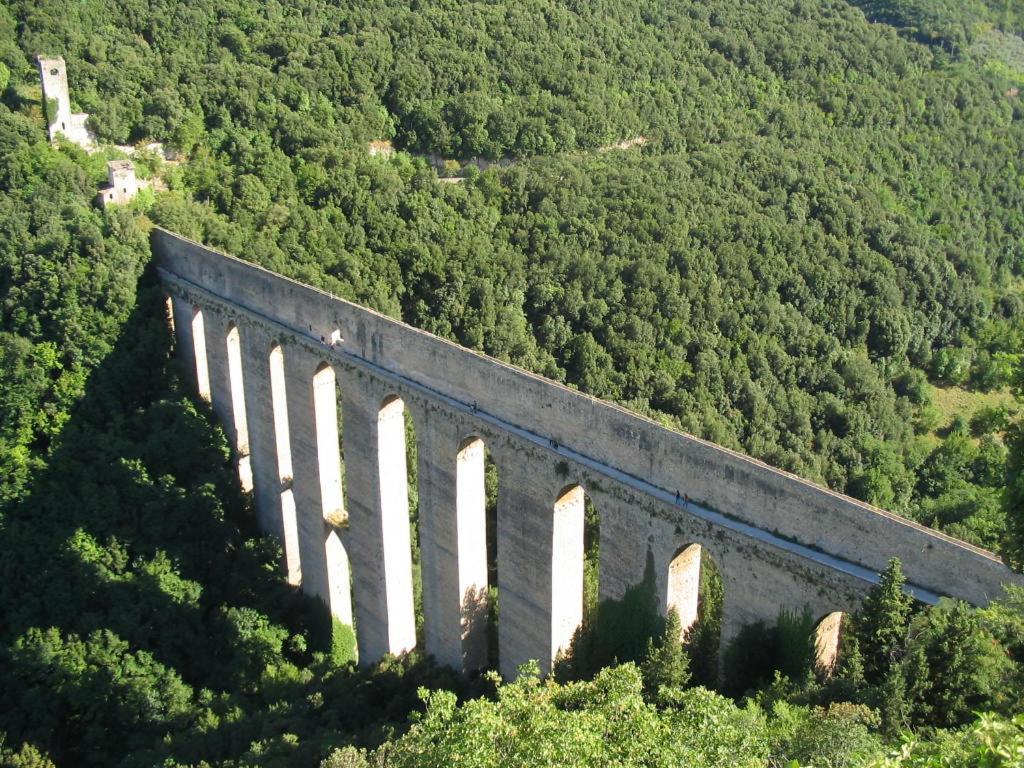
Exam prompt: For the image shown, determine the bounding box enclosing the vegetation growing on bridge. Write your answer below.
[2,0,1024,763]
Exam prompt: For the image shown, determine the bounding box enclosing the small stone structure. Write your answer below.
[97,160,140,207]
[37,56,92,149]
[153,228,1023,679]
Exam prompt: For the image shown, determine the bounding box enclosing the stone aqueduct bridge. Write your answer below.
[154,229,1021,678]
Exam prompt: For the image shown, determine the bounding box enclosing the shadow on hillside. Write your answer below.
[0,263,310,666]
[0,264,464,764]
[552,548,725,688]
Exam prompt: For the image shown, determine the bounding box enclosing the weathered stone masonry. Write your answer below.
[153,228,1023,679]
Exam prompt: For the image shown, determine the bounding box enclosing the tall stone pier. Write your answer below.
[153,228,1022,679]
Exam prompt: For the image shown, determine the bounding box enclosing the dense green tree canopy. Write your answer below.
[7,0,1023,551]
[2,0,1024,763]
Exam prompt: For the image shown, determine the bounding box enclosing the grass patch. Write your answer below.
[930,385,1014,433]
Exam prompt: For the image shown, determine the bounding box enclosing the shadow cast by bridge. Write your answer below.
[554,550,662,682]
[0,265,465,764]
[552,548,725,689]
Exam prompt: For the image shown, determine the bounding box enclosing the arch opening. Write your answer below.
[484,446,499,669]
[226,324,253,492]
[551,484,587,663]
[326,529,356,662]
[191,306,211,402]
[313,362,355,638]
[313,363,346,528]
[813,611,846,676]
[377,395,418,654]
[583,493,600,626]
[269,343,301,586]
[456,436,499,672]
[667,544,703,638]
[406,403,422,645]
[164,296,175,335]
[666,543,723,686]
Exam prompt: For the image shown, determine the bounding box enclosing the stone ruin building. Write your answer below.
[97,159,141,207]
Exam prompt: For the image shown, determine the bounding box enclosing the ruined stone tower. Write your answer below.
[36,55,92,148]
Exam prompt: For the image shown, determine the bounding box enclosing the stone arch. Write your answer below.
[456,435,496,671]
[190,305,211,402]
[551,483,588,662]
[667,544,703,639]
[377,394,417,654]
[225,323,253,492]
[665,542,723,683]
[812,611,847,675]
[269,342,301,586]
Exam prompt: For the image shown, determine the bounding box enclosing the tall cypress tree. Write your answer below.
[855,558,914,683]
[641,608,691,700]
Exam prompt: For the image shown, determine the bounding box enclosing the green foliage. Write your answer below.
[7,0,1024,562]
[4,627,193,760]
[824,568,1024,735]
[855,559,915,683]
[1003,416,1024,569]
[0,104,466,765]
[722,607,815,698]
[217,605,290,678]
[640,608,691,701]
[916,428,977,498]
[319,746,369,768]
[774,608,817,682]
[688,550,724,687]
[0,740,56,768]
[894,369,932,407]
[384,664,770,768]
[870,712,1024,767]
[768,701,884,768]
[832,627,867,696]
[554,551,664,682]
[3,0,1024,763]
[900,599,1014,728]
[932,347,974,386]
[971,406,1011,437]
[724,621,781,698]
[583,495,600,622]
[977,585,1024,714]
[971,350,1017,391]
[331,618,358,668]
[42,97,57,127]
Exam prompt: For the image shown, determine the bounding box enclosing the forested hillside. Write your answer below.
[6,0,1024,554]
[2,0,1024,764]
